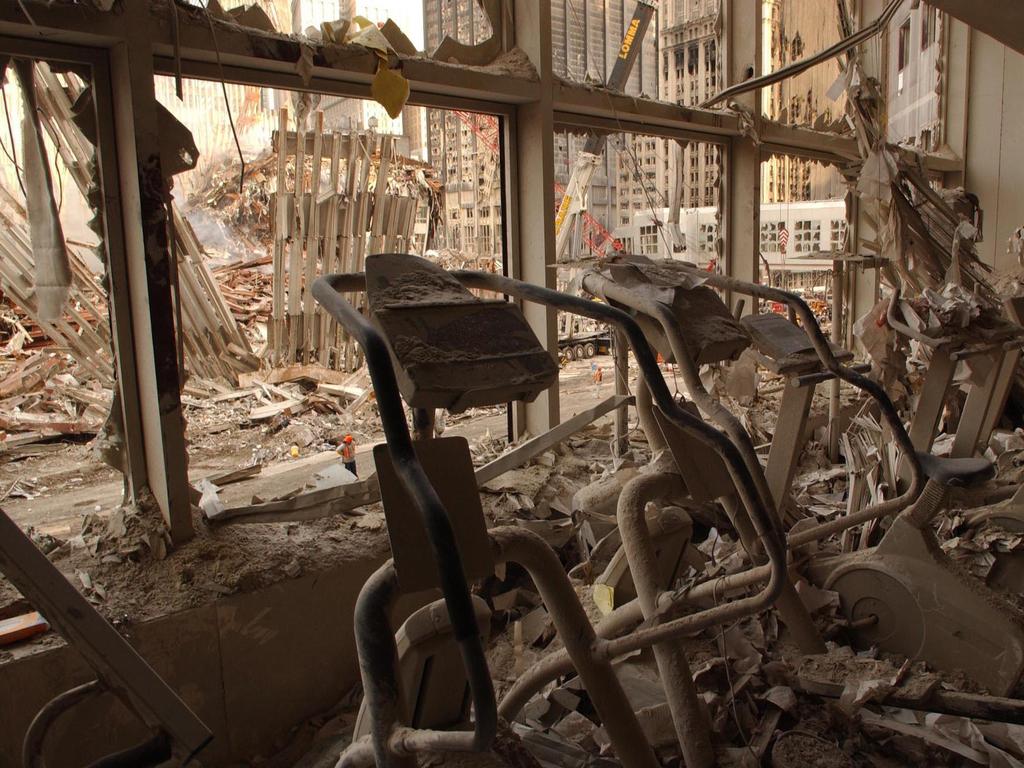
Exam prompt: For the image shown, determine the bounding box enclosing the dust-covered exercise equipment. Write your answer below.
[586,257,1024,695]
[315,253,808,768]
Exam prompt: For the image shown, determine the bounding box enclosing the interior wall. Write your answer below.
[0,554,394,766]
[964,29,1024,272]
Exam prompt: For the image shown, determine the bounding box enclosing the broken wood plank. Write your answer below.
[271,107,289,366]
[248,397,307,421]
[0,611,48,646]
[238,363,356,388]
[0,412,100,436]
[475,395,633,486]
[789,673,1024,725]
[302,111,325,364]
[287,116,307,364]
[317,382,365,400]
[320,133,343,363]
[0,354,61,398]
[206,474,381,524]
[201,463,262,487]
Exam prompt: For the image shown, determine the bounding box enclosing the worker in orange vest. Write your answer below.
[339,434,357,477]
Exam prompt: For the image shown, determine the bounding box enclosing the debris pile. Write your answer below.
[225,398,1024,767]
[264,122,439,369]
[210,254,275,335]
[0,351,110,450]
[0,62,259,390]
[185,153,278,255]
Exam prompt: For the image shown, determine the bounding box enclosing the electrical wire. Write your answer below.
[0,131,20,180]
[701,0,903,109]
[601,86,674,258]
[565,0,587,82]
[715,607,758,757]
[2,82,25,196]
[15,0,36,26]
[203,1,246,194]
[51,130,63,213]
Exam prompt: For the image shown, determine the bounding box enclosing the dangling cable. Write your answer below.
[2,80,25,196]
[203,1,246,194]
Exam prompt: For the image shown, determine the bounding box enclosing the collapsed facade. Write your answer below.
[3,1,1024,767]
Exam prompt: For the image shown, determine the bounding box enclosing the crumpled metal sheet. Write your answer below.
[13,58,71,323]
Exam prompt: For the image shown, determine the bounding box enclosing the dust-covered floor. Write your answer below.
[6,353,1024,766]
[0,355,622,646]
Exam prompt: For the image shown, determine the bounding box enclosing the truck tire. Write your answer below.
[584,342,596,358]
[564,345,576,361]
[574,345,586,360]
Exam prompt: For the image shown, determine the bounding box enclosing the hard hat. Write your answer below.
[344,435,353,443]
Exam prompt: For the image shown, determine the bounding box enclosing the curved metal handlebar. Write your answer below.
[581,272,780,521]
[23,682,172,768]
[670,263,923,495]
[449,267,791,720]
[318,267,789,745]
[579,269,832,652]
[450,269,786,561]
[496,265,929,719]
[449,268,789,642]
[886,288,954,348]
[311,275,497,760]
[581,268,934,582]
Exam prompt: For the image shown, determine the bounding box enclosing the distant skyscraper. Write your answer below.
[420,0,501,256]
[422,0,664,258]
[659,0,722,210]
[759,0,845,203]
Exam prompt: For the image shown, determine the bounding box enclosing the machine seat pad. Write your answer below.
[916,452,995,488]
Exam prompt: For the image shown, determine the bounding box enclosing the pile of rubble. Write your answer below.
[185,153,278,255]
[0,351,110,449]
[213,402,1024,768]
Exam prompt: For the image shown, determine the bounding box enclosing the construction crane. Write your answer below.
[450,110,614,260]
[554,0,659,262]
[554,182,621,258]
[452,110,499,154]
[450,112,615,259]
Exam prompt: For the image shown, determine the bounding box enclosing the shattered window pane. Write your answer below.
[886,6,944,149]
[759,151,847,307]
[760,0,847,131]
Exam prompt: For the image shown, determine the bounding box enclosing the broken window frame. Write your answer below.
[897,18,912,94]
[0,32,161,530]
[3,0,965,506]
[921,5,938,51]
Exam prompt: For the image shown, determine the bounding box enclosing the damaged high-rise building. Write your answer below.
[658,0,722,209]
[424,0,662,259]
